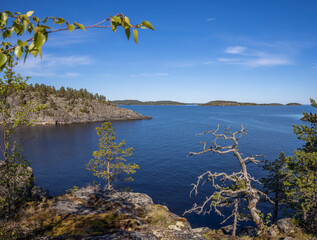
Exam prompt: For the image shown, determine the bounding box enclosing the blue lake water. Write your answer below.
[16,105,314,229]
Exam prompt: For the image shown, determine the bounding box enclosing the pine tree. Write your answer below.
[261,152,288,223]
[284,99,316,232]
[86,122,139,190]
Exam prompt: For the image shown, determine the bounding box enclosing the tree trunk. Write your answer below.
[248,192,264,230]
[273,196,279,224]
[233,198,238,236]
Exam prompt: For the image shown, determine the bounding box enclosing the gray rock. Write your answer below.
[239,226,258,237]
[277,218,293,234]
[192,227,211,235]
[85,231,158,240]
[31,185,49,201]
[266,225,278,237]
[221,224,234,235]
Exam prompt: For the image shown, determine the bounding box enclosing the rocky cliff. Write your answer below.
[3,92,151,125]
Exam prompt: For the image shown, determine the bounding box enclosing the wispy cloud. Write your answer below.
[62,72,80,77]
[219,43,293,68]
[245,57,291,67]
[225,46,246,54]
[130,72,169,77]
[16,54,92,77]
[218,56,291,67]
[206,17,215,22]
[218,58,241,62]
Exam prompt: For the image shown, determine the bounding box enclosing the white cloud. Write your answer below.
[204,61,214,65]
[62,72,80,77]
[218,43,293,68]
[225,46,246,54]
[16,54,92,77]
[218,58,241,62]
[245,57,291,67]
[130,73,169,77]
[218,56,291,67]
[206,17,215,21]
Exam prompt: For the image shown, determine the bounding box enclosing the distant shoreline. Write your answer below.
[113,99,302,106]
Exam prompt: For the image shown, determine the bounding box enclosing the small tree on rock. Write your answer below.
[184,124,271,234]
[86,122,139,190]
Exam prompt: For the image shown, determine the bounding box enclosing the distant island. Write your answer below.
[1,84,151,125]
[199,100,301,106]
[113,99,302,106]
[112,100,187,105]
[286,103,302,106]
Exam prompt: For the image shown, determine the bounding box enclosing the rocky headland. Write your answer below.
[1,84,151,125]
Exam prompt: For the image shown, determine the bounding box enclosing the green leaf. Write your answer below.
[17,39,28,47]
[124,17,133,28]
[26,11,34,17]
[125,28,130,40]
[111,24,117,32]
[66,22,75,32]
[56,17,65,25]
[4,11,14,17]
[0,12,8,22]
[34,32,46,49]
[141,21,155,30]
[43,17,49,23]
[0,53,8,68]
[14,46,23,59]
[112,16,121,23]
[30,48,39,57]
[32,16,39,23]
[74,22,85,31]
[133,29,138,44]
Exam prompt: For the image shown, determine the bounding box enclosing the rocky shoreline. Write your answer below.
[2,93,152,125]
[34,105,152,125]
[2,182,313,240]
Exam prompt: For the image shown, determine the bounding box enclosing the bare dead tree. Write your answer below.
[184,124,272,233]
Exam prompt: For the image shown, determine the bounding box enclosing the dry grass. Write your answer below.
[146,204,173,227]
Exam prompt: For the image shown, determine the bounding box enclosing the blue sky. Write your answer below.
[3,0,317,104]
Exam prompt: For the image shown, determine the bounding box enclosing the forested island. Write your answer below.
[199,100,301,106]
[0,84,151,125]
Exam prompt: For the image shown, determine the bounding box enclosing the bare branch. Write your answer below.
[185,124,270,231]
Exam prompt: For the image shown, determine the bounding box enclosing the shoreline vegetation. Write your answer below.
[113,99,302,106]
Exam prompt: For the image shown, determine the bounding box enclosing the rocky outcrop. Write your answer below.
[10,186,205,239]
[4,184,316,239]
[34,104,152,125]
[2,94,151,125]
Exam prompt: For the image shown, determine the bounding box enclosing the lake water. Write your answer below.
[15,105,313,229]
